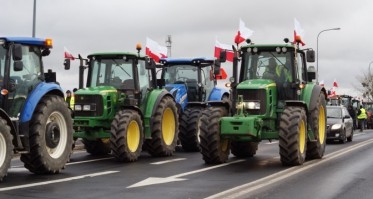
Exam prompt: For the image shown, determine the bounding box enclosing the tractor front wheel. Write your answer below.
[279,106,307,166]
[111,110,144,162]
[145,96,179,157]
[306,92,327,159]
[199,106,230,164]
[179,107,203,152]
[0,119,12,181]
[21,96,73,174]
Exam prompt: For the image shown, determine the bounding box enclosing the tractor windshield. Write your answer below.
[241,51,293,83]
[89,58,134,89]
[162,65,198,85]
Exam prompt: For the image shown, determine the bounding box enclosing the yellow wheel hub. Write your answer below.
[318,105,326,144]
[299,119,306,154]
[162,108,175,146]
[127,120,140,152]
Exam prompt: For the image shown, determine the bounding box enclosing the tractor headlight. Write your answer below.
[74,105,82,111]
[83,105,91,111]
[245,101,260,110]
[331,124,342,130]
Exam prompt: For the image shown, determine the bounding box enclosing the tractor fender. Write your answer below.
[143,89,175,138]
[305,85,327,113]
[20,82,64,123]
[208,87,229,101]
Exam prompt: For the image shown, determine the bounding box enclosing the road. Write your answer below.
[1,130,373,199]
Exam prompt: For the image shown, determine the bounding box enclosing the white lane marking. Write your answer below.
[66,157,114,165]
[127,159,245,188]
[150,158,186,165]
[205,138,373,199]
[0,171,119,192]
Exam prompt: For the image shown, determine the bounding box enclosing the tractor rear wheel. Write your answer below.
[199,106,230,164]
[306,92,327,160]
[145,96,179,157]
[0,119,12,181]
[231,141,258,158]
[82,139,111,155]
[111,110,144,162]
[179,107,203,152]
[279,106,307,166]
[21,96,73,174]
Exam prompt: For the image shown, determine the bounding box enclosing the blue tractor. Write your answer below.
[159,56,229,151]
[0,37,73,181]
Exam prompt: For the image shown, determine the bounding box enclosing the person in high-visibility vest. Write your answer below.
[357,106,368,132]
[65,90,74,110]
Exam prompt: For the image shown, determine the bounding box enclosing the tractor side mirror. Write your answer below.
[306,50,315,63]
[64,59,71,70]
[307,65,316,82]
[214,68,228,80]
[213,60,221,75]
[219,50,227,63]
[145,57,156,69]
[12,44,23,61]
[13,61,23,71]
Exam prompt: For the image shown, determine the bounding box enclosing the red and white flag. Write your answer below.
[145,37,167,63]
[64,47,75,60]
[333,79,338,87]
[319,80,325,87]
[234,19,253,44]
[293,18,305,46]
[214,39,234,62]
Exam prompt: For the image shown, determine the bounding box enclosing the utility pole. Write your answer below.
[166,35,172,57]
[32,0,36,37]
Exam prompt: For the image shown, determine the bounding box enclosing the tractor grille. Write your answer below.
[237,89,266,115]
[74,94,104,117]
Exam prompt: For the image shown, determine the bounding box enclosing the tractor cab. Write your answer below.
[0,37,54,118]
[159,57,227,110]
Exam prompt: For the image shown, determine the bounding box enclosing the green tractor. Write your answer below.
[199,39,327,166]
[64,45,179,162]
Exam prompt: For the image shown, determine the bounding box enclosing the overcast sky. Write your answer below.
[1,0,372,97]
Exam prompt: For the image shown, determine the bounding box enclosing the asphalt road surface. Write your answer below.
[1,130,373,199]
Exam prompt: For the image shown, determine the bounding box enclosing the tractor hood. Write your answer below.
[75,86,118,95]
[236,79,276,89]
[165,83,186,94]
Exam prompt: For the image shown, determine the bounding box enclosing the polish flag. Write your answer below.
[319,80,325,87]
[64,47,75,60]
[234,19,254,44]
[145,37,167,63]
[333,79,338,87]
[214,39,234,62]
[294,18,305,46]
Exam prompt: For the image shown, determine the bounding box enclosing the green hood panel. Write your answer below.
[237,79,276,89]
[75,86,117,95]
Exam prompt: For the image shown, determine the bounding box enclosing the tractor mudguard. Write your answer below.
[20,82,64,123]
[208,87,229,101]
[143,89,174,138]
[301,84,326,113]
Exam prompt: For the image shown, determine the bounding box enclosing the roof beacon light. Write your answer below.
[45,38,53,48]
[136,43,142,52]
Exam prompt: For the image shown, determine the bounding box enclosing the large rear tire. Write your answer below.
[144,96,179,157]
[179,107,203,152]
[21,96,73,174]
[306,92,327,159]
[199,106,230,164]
[0,119,12,181]
[111,110,144,162]
[231,141,258,158]
[82,139,111,156]
[279,106,307,166]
